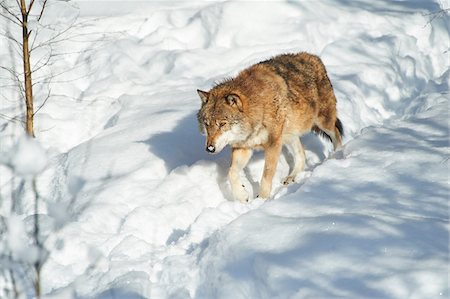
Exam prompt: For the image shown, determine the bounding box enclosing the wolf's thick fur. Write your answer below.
[197,52,343,202]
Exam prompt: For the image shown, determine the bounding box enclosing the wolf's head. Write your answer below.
[196,88,249,154]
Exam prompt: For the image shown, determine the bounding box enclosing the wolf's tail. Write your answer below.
[335,118,344,137]
[312,118,344,143]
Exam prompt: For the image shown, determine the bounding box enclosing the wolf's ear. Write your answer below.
[225,94,243,111]
[197,89,209,104]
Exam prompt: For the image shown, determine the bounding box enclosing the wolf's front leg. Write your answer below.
[229,148,253,202]
[259,140,283,199]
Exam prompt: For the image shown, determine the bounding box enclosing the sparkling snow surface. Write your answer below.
[0,1,448,298]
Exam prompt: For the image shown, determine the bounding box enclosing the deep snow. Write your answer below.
[0,0,449,298]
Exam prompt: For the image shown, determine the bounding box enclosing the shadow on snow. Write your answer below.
[142,111,330,182]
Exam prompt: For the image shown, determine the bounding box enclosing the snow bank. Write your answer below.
[195,94,449,299]
[0,136,48,177]
[0,0,448,298]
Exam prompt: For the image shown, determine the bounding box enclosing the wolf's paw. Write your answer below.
[256,194,270,201]
[234,188,249,203]
[282,175,295,185]
[256,187,271,200]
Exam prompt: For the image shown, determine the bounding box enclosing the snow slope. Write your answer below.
[0,0,449,298]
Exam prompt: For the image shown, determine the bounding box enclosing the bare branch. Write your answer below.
[0,30,21,46]
[0,112,25,124]
[0,66,21,82]
[30,22,77,52]
[0,66,25,97]
[0,83,22,89]
[0,2,23,26]
[36,0,47,22]
[31,48,53,74]
[28,0,36,12]
[422,8,450,27]
[0,13,21,26]
[33,87,50,116]
[31,60,95,86]
[29,20,44,51]
[422,7,450,17]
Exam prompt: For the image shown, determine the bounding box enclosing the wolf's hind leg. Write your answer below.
[282,135,306,185]
[229,148,253,202]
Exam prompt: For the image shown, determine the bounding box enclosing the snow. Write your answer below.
[0,0,448,298]
[1,136,48,177]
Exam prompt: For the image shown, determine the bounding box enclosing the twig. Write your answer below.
[28,0,35,12]
[33,87,51,116]
[0,30,22,46]
[36,0,47,22]
[0,112,25,124]
[422,8,450,28]
[0,2,22,26]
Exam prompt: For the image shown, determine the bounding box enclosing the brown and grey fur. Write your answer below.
[197,52,343,202]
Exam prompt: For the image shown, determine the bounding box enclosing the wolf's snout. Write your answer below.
[206,145,216,153]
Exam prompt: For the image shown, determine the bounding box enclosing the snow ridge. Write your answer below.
[0,0,448,298]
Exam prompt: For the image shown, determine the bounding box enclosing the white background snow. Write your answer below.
[0,0,449,298]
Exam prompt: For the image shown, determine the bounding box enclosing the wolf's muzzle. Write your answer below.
[206,145,215,153]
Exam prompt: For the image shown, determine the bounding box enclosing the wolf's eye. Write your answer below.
[204,120,209,127]
[218,121,227,128]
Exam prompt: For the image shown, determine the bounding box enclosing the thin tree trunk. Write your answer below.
[20,0,35,137]
[22,1,40,296]
[32,178,41,299]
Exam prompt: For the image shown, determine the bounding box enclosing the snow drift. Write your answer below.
[0,0,448,298]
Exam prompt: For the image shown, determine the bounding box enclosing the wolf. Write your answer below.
[197,52,343,202]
